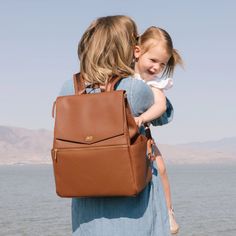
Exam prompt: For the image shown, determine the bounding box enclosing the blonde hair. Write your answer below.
[138,26,183,78]
[78,15,138,84]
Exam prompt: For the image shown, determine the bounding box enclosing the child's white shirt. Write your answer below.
[134,73,173,90]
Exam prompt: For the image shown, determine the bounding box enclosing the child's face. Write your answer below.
[134,42,170,81]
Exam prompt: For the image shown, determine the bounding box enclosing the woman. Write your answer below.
[59,15,171,236]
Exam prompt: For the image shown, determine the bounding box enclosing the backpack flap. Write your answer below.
[54,90,126,145]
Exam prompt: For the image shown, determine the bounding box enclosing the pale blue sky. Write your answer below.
[0,0,236,144]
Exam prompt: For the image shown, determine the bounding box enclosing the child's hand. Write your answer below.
[134,116,144,127]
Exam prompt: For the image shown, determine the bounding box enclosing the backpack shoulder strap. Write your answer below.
[73,73,86,95]
[73,73,123,93]
[106,76,123,92]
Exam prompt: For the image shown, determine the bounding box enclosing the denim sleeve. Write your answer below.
[116,77,173,126]
[116,77,154,117]
[150,97,174,126]
[59,79,75,96]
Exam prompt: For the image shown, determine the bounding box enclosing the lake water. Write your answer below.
[0,164,236,236]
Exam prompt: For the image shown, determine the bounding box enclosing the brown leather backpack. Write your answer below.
[51,73,153,197]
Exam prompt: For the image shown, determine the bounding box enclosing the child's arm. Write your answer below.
[134,87,166,126]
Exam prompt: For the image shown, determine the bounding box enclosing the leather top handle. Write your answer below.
[73,73,123,94]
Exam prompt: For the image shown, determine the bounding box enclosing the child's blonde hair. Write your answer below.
[78,15,138,84]
[138,26,183,78]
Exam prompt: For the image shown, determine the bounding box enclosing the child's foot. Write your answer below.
[168,208,179,234]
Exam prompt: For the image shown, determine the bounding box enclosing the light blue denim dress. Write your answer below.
[59,77,173,236]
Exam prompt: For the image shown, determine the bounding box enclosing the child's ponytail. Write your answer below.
[164,49,184,77]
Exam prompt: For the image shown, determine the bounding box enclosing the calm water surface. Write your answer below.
[0,164,236,236]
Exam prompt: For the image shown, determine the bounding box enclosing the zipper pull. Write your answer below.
[54,149,58,162]
[52,101,56,118]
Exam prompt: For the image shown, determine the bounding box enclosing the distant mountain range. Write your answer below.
[178,137,236,152]
[0,126,53,165]
[0,125,235,165]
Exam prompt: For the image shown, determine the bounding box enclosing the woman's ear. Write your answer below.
[134,46,141,59]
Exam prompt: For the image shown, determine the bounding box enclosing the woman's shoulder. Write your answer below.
[58,76,153,103]
[116,76,154,117]
[116,76,151,93]
[59,79,74,96]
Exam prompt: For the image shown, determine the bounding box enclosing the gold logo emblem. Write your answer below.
[85,136,93,141]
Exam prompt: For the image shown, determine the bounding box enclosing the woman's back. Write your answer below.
[59,15,171,235]
[59,76,170,236]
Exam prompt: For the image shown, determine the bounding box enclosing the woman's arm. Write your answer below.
[59,79,75,96]
[116,77,173,126]
[134,87,166,126]
[151,97,174,126]
[116,77,154,117]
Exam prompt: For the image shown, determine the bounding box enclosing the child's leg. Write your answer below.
[153,144,179,234]
[156,156,173,210]
[154,147,173,210]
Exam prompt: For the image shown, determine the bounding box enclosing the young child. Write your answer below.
[133,26,183,234]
